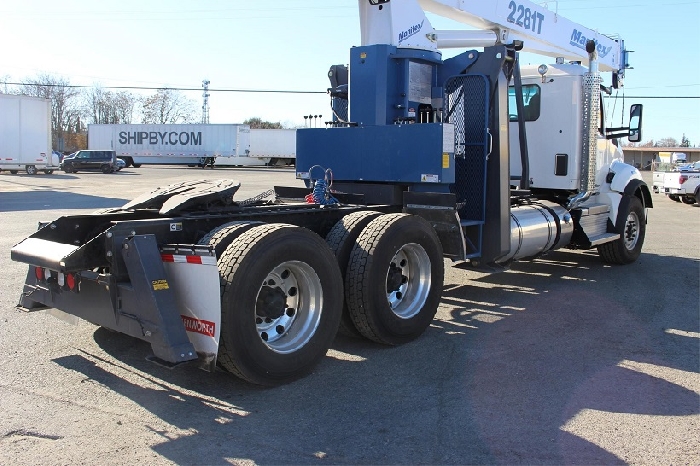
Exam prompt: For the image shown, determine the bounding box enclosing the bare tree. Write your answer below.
[141,88,196,124]
[19,74,80,149]
[113,91,137,124]
[0,75,13,94]
[655,137,679,147]
[83,86,138,124]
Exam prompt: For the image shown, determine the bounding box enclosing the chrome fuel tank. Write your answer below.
[498,203,574,263]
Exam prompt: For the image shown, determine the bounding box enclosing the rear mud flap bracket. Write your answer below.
[120,234,197,364]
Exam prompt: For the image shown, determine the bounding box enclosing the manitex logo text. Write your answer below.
[570,29,612,58]
[398,19,424,44]
[118,131,202,146]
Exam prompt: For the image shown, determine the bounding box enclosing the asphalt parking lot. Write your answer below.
[0,166,698,465]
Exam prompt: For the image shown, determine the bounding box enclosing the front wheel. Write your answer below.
[217,224,343,385]
[25,165,37,175]
[681,196,696,205]
[132,163,142,168]
[43,169,54,175]
[345,214,444,345]
[597,195,646,264]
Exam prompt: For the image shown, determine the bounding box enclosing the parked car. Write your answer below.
[60,150,118,174]
[115,158,126,171]
[52,151,64,162]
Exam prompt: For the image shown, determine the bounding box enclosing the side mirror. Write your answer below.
[628,104,642,142]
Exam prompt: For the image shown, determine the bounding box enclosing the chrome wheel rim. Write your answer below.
[255,260,323,354]
[623,211,640,251]
[385,243,431,319]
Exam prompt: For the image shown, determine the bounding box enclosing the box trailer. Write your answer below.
[0,94,57,175]
[251,129,295,166]
[217,129,296,167]
[87,124,252,167]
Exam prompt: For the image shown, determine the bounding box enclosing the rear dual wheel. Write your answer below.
[345,214,444,345]
[216,224,343,386]
[325,210,383,337]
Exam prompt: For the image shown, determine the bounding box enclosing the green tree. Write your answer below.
[243,117,283,129]
[680,134,690,148]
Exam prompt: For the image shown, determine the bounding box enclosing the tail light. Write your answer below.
[32,267,79,292]
[680,174,688,185]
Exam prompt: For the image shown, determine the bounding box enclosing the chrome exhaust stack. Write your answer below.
[574,39,602,208]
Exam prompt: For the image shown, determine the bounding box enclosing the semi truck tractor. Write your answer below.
[11,0,650,385]
[0,94,58,175]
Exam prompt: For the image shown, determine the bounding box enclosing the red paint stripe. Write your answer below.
[161,254,175,262]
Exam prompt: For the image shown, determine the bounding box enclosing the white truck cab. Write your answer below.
[509,63,623,192]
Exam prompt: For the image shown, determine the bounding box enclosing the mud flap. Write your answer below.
[160,247,222,371]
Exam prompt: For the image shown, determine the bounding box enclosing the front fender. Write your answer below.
[609,160,653,209]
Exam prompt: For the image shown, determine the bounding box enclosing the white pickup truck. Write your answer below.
[655,161,700,204]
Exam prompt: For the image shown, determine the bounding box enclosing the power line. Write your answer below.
[603,96,700,99]
[4,82,699,99]
[2,82,326,94]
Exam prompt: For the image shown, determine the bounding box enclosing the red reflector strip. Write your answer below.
[161,254,216,265]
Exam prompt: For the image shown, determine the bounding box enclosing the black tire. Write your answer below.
[101,164,112,174]
[217,224,343,385]
[132,163,142,168]
[597,195,646,265]
[9,170,18,175]
[669,194,681,202]
[695,188,700,205]
[681,196,696,205]
[345,214,444,345]
[325,210,383,338]
[43,169,54,175]
[197,221,263,258]
[25,165,37,175]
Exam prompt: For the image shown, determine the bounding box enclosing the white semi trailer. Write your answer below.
[87,123,254,168]
[251,129,295,166]
[0,94,58,175]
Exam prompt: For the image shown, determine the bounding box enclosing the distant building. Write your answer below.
[622,147,700,170]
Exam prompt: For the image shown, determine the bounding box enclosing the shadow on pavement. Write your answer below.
[52,250,699,464]
[0,191,129,212]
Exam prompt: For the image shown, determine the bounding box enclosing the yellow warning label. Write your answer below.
[152,279,169,291]
[442,153,450,169]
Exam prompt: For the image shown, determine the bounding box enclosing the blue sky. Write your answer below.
[1,0,698,145]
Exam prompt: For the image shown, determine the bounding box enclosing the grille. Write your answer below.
[443,75,489,222]
[331,96,348,123]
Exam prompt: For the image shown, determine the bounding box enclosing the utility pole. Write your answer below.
[201,79,210,124]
